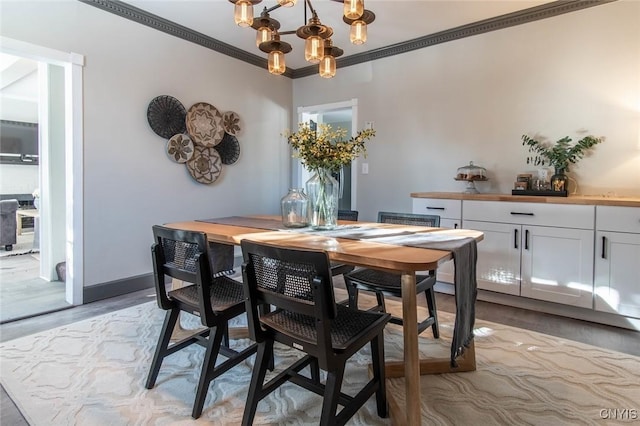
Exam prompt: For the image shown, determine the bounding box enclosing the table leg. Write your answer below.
[16,213,23,236]
[401,272,421,425]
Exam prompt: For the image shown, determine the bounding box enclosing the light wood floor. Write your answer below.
[1,280,639,425]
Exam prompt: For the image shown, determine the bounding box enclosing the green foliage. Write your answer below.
[285,123,376,173]
[521,134,603,172]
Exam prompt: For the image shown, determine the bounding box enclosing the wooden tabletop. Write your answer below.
[411,192,640,207]
[166,217,483,273]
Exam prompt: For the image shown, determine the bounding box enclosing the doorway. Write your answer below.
[0,37,85,321]
[296,99,359,210]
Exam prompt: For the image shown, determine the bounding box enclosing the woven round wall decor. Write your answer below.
[186,145,222,184]
[147,95,187,139]
[185,102,225,147]
[222,111,242,136]
[166,133,194,163]
[215,133,241,165]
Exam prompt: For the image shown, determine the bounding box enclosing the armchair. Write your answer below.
[0,199,19,251]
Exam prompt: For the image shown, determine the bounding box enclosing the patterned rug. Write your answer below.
[1,300,638,425]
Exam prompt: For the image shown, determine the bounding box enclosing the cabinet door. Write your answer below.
[463,220,521,296]
[595,231,640,318]
[440,218,460,229]
[520,226,594,308]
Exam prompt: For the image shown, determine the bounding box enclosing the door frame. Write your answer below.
[1,36,85,305]
[296,99,359,210]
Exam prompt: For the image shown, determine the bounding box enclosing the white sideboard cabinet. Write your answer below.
[594,206,640,319]
[412,198,462,229]
[412,198,462,284]
[463,201,595,308]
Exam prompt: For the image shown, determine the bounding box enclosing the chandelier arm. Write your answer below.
[305,0,316,17]
[264,3,282,14]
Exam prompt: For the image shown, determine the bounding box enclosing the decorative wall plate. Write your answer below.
[166,133,194,163]
[215,133,241,165]
[186,145,222,184]
[185,102,225,147]
[222,111,242,136]
[147,95,187,139]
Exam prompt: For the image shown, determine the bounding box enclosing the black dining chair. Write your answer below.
[146,225,257,419]
[337,209,359,221]
[330,209,360,278]
[240,239,390,426]
[344,212,441,338]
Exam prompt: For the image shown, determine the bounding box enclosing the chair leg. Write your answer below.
[371,333,388,418]
[320,365,345,426]
[345,277,359,310]
[310,358,320,383]
[192,325,225,419]
[425,288,439,339]
[375,291,386,313]
[146,308,180,389]
[222,322,230,347]
[242,341,274,426]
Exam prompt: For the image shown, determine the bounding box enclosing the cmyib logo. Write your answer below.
[599,409,638,420]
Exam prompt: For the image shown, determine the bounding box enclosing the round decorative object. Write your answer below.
[215,133,241,165]
[186,145,222,184]
[222,111,242,136]
[185,102,224,147]
[147,95,187,139]
[166,133,194,163]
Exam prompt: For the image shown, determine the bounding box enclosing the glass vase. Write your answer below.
[305,169,339,230]
[281,188,309,228]
[550,168,568,193]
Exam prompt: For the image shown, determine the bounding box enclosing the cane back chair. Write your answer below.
[344,212,441,338]
[146,225,257,418]
[240,239,390,426]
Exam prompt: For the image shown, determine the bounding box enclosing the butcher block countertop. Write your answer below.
[410,192,640,208]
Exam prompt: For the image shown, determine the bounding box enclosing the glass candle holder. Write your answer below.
[281,188,309,228]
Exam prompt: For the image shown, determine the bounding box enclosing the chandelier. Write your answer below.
[228,0,375,78]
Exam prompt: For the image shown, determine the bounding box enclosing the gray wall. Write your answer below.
[1,1,293,288]
[293,1,640,222]
[1,0,638,292]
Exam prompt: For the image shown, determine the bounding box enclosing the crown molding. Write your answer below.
[81,0,615,80]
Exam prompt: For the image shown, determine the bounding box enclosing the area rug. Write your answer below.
[1,300,638,425]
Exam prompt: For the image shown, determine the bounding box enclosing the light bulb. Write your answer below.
[350,20,367,45]
[319,55,336,78]
[304,36,324,64]
[234,1,253,28]
[277,0,297,7]
[256,27,272,47]
[344,0,363,20]
[268,51,286,75]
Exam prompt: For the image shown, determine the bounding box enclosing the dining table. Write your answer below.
[165,215,483,426]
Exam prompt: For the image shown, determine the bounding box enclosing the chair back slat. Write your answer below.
[337,209,359,221]
[151,225,214,323]
[378,211,440,227]
[241,240,336,342]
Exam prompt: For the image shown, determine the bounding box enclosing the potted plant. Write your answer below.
[521,134,604,193]
[285,123,375,229]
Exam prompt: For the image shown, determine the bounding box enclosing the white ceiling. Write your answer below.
[0,53,38,103]
[122,0,554,70]
[0,0,558,104]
